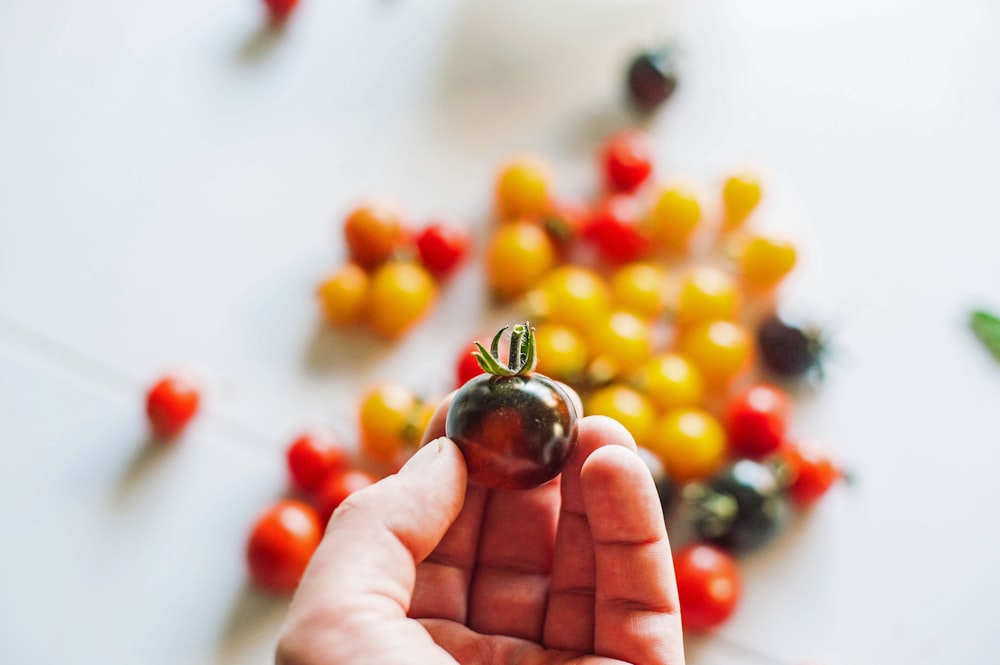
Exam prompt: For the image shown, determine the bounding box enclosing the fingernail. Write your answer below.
[399,437,445,475]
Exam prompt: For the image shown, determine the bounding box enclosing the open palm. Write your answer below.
[278,403,684,665]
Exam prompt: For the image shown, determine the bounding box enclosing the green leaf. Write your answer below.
[970,309,1000,361]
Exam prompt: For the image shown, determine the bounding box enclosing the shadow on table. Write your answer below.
[214,581,290,664]
[109,434,174,504]
[301,316,386,375]
[237,22,287,64]
[421,0,665,155]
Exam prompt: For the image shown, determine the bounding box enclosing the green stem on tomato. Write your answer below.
[473,321,539,377]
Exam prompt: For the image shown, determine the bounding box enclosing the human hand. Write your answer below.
[276,391,684,665]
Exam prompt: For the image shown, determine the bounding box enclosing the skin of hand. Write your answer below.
[276,388,685,665]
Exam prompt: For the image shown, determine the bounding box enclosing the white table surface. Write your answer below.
[2,0,1000,663]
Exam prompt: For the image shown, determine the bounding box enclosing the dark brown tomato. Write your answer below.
[446,373,579,490]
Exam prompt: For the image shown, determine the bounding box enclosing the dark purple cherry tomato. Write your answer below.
[446,322,579,490]
[757,313,826,379]
[626,49,679,113]
[683,459,789,553]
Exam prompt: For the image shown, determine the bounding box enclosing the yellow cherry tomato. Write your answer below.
[648,185,702,249]
[610,262,669,320]
[486,222,556,299]
[495,157,552,220]
[675,267,739,326]
[589,309,654,375]
[740,235,798,291]
[722,172,762,229]
[359,383,423,463]
[637,353,705,412]
[533,266,611,329]
[534,323,589,383]
[367,261,437,339]
[317,263,369,325]
[648,408,726,482]
[586,384,655,449]
[678,319,752,388]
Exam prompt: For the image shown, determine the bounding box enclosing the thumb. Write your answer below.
[300,437,467,614]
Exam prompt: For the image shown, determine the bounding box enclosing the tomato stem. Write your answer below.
[473,321,539,377]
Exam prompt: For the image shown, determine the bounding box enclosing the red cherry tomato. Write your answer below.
[146,374,200,439]
[725,384,791,458]
[286,430,349,493]
[602,131,654,192]
[584,195,652,264]
[455,341,485,388]
[246,499,322,594]
[313,469,376,525]
[674,543,742,632]
[415,221,470,278]
[263,0,299,23]
[780,442,841,506]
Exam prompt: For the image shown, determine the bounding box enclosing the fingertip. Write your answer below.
[420,391,457,446]
[581,443,666,543]
[581,442,648,486]
[578,415,639,453]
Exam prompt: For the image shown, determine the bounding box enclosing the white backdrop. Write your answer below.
[2,0,999,663]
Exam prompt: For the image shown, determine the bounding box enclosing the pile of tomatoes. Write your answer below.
[469,130,840,632]
[244,382,437,593]
[233,130,843,632]
[317,204,470,339]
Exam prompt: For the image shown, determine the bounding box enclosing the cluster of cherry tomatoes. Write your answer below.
[143,373,438,594]
[317,204,470,338]
[244,382,439,593]
[468,130,840,632]
[144,129,840,637]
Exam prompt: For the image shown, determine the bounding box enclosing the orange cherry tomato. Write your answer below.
[317,263,369,326]
[343,203,407,269]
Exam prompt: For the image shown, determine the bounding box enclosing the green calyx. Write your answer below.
[474,321,538,377]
